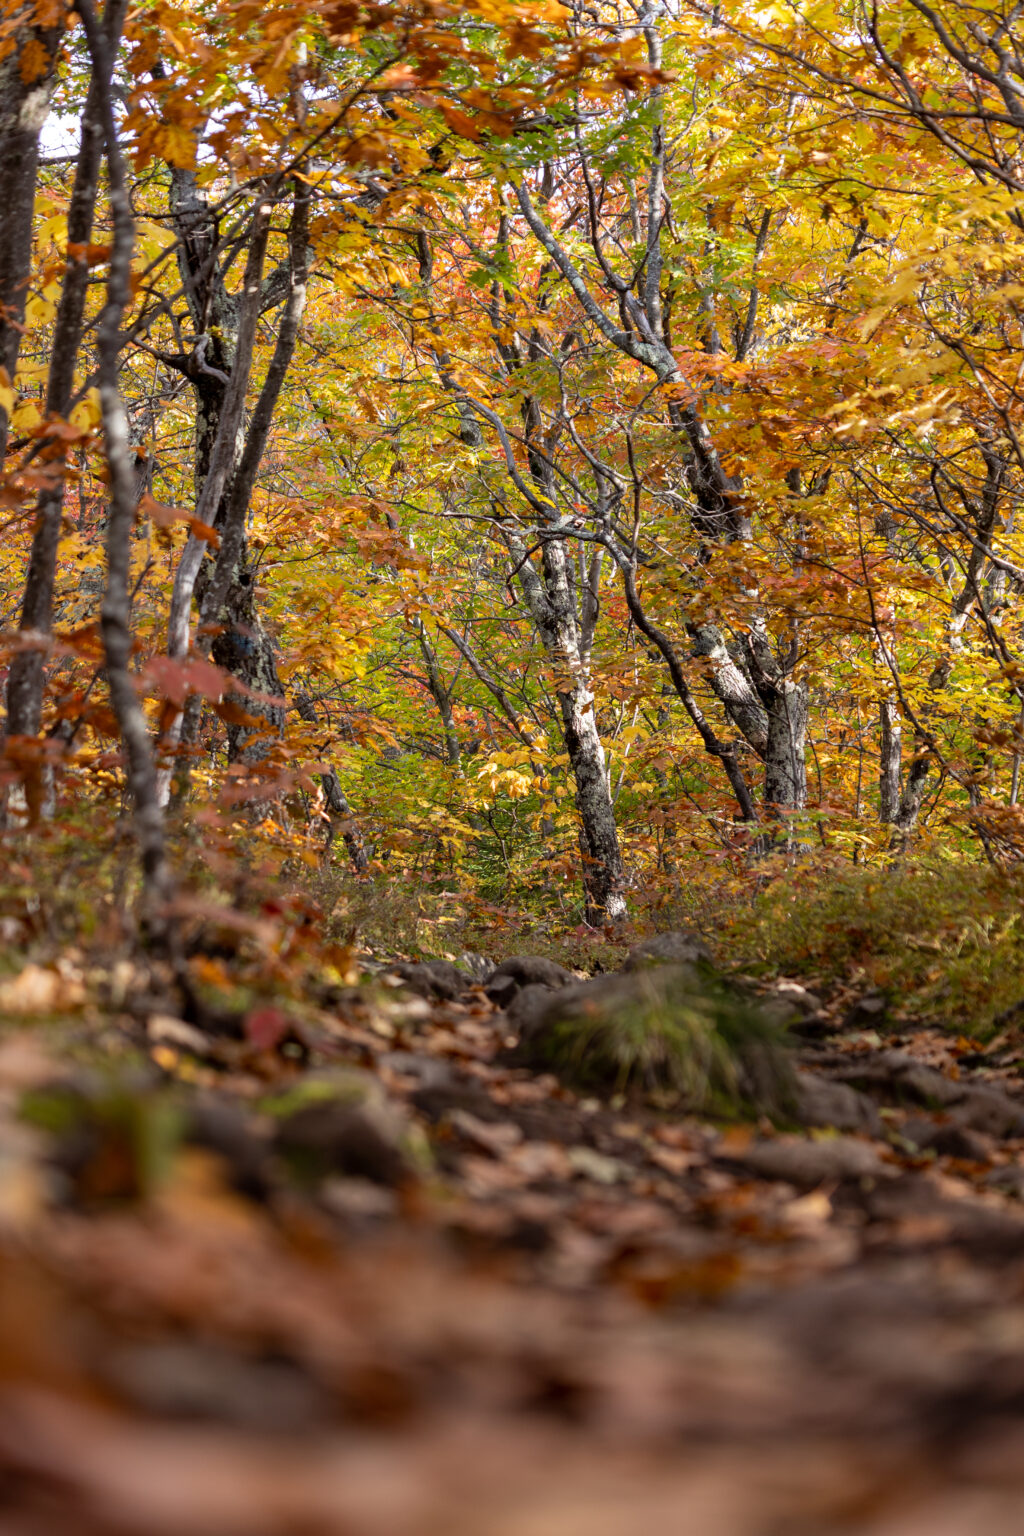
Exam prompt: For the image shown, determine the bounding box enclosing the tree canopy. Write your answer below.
[4,0,1024,927]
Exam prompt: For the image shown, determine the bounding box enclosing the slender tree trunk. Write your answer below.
[0,5,61,465]
[892,755,932,844]
[6,66,107,774]
[617,558,759,823]
[690,623,768,756]
[879,698,902,824]
[559,673,626,923]
[414,620,461,770]
[78,0,174,929]
[294,694,368,872]
[539,538,626,923]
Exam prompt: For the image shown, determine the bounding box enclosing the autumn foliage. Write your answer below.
[3,0,1024,929]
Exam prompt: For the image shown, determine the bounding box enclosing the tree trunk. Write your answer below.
[6,65,106,771]
[0,5,61,465]
[763,679,808,817]
[211,564,287,762]
[537,536,626,923]
[879,699,902,824]
[159,176,309,799]
[79,0,174,932]
[559,675,626,923]
[414,620,461,770]
[690,623,769,756]
[294,694,368,872]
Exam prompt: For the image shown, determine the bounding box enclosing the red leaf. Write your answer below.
[244,1006,289,1052]
[143,655,225,708]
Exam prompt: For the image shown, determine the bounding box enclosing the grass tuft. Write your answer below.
[523,968,794,1116]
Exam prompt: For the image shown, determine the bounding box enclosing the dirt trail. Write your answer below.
[2,959,1024,1534]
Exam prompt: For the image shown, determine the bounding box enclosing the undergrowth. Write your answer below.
[713,856,1024,1034]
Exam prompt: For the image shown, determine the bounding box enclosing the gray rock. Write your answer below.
[274,1098,411,1187]
[485,955,575,1008]
[623,930,713,971]
[512,968,702,1056]
[899,1114,992,1160]
[953,1085,1024,1139]
[101,1342,325,1430]
[985,1164,1024,1199]
[843,990,889,1030]
[793,1074,882,1135]
[386,959,468,1001]
[456,951,493,982]
[839,1053,1024,1138]
[760,979,826,1035]
[724,1135,889,1187]
[505,982,562,1037]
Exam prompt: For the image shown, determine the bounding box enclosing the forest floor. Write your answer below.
[3,928,1024,1534]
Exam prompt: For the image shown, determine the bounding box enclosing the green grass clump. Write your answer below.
[524,968,793,1116]
[716,858,1024,1034]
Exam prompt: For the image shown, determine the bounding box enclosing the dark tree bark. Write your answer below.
[5,63,107,768]
[186,176,310,766]
[0,3,62,465]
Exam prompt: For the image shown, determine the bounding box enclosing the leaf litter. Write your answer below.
[2,950,1024,1533]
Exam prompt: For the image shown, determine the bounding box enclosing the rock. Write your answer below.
[186,1098,273,1200]
[386,960,468,1001]
[838,1052,963,1107]
[723,1135,889,1187]
[760,980,826,1036]
[929,1122,994,1161]
[900,1114,992,1160]
[838,1054,1024,1139]
[623,931,712,971]
[101,1341,325,1430]
[953,1085,1024,1139]
[377,1052,453,1091]
[567,1145,628,1184]
[842,990,889,1030]
[274,1096,411,1187]
[985,1164,1024,1199]
[485,955,575,1008]
[793,1074,882,1135]
[455,951,493,982]
[505,983,562,1036]
[410,1080,504,1125]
